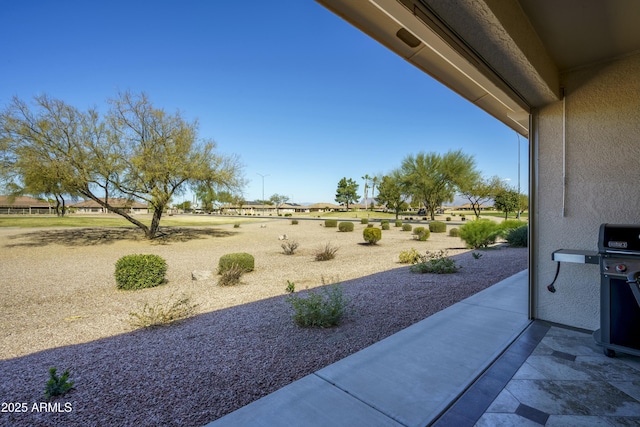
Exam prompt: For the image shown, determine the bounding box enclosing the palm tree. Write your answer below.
[370,175,379,210]
[361,174,371,211]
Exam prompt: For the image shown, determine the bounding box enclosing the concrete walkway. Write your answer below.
[206,270,530,427]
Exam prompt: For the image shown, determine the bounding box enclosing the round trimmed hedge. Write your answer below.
[363,227,382,244]
[338,222,354,232]
[218,252,255,274]
[115,254,167,290]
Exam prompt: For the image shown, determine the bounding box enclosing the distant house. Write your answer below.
[71,198,149,214]
[219,201,309,215]
[306,203,341,213]
[452,203,493,211]
[0,195,53,214]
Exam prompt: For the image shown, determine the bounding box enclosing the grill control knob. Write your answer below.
[616,264,627,273]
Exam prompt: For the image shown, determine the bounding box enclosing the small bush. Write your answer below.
[218,264,246,286]
[381,222,390,230]
[287,283,349,328]
[325,219,338,228]
[284,213,292,217]
[291,220,299,225]
[115,254,167,290]
[410,250,460,274]
[363,227,382,244]
[360,218,369,225]
[505,225,528,247]
[412,226,430,241]
[315,243,339,261]
[429,221,447,233]
[498,219,528,233]
[381,220,390,226]
[449,227,460,237]
[399,248,421,264]
[44,367,74,400]
[446,217,451,221]
[459,219,501,249]
[218,252,254,273]
[395,220,403,227]
[402,223,412,232]
[285,280,295,293]
[338,222,354,232]
[233,223,241,228]
[129,294,199,328]
[281,240,299,255]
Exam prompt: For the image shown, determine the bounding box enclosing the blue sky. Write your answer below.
[1,0,527,205]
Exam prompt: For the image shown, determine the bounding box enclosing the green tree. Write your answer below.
[335,177,359,210]
[376,171,409,219]
[458,175,505,218]
[494,189,520,219]
[0,92,244,238]
[269,193,290,215]
[174,200,192,211]
[400,150,478,220]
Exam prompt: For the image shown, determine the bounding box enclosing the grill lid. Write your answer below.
[599,224,640,254]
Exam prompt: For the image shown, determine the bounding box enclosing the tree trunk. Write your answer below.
[81,192,152,237]
[148,208,163,239]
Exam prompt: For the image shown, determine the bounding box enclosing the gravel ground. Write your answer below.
[0,217,527,426]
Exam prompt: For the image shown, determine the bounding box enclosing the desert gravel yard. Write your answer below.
[0,217,527,426]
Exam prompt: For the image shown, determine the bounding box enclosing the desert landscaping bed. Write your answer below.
[0,217,527,426]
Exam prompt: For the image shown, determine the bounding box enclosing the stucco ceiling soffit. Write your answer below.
[414,0,561,108]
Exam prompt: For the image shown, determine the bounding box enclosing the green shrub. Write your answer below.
[218,252,254,273]
[315,243,338,261]
[399,248,421,264]
[429,221,447,233]
[402,223,412,232]
[218,264,245,286]
[285,280,296,293]
[446,217,452,221]
[459,219,501,249]
[44,367,74,400]
[325,219,338,228]
[498,219,528,234]
[410,250,460,274]
[291,219,299,225]
[363,227,382,244]
[413,226,430,241]
[115,254,167,290]
[505,225,528,247]
[360,218,369,224]
[381,220,390,226]
[287,284,349,328]
[381,222,390,230]
[338,222,354,232]
[129,294,198,328]
[395,220,403,227]
[449,227,460,237]
[233,223,241,228]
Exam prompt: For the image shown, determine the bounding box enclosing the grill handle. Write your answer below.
[626,271,640,308]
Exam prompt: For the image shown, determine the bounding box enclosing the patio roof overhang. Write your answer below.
[316,0,640,139]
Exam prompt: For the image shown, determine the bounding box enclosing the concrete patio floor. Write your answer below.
[205,269,640,426]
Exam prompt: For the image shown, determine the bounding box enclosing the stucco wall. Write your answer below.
[534,53,640,330]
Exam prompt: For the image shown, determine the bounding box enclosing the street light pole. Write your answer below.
[257,173,269,215]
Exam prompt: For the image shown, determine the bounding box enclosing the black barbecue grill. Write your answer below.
[551,224,640,357]
[594,223,640,357]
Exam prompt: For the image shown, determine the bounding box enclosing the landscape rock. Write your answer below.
[191,270,214,281]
